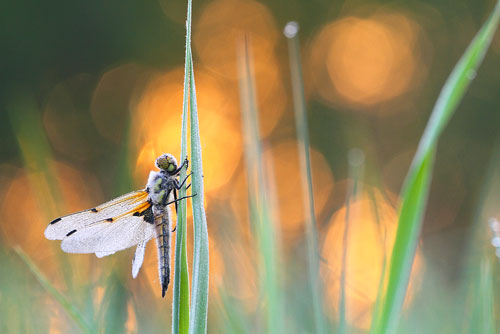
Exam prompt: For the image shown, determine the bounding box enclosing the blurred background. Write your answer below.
[1,0,499,333]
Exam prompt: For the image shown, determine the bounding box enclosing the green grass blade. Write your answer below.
[371,149,435,334]
[14,247,96,333]
[411,1,500,168]
[477,259,495,333]
[171,0,193,332]
[372,3,500,332]
[102,272,128,334]
[188,53,210,334]
[284,21,327,334]
[237,36,283,333]
[339,149,365,333]
[7,96,62,217]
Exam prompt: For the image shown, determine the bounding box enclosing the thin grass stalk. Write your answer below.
[479,259,495,333]
[218,288,251,333]
[465,141,500,331]
[188,52,210,334]
[338,149,364,333]
[7,96,76,292]
[284,21,326,334]
[102,273,128,334]
[369,188,389,328]
[237,35,283,333]
[371,3,500,332]
[7,96,61,220]
[171,0,193,332]
[14,247,95,333]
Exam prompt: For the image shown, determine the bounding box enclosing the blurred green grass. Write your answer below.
[1,0,500,333]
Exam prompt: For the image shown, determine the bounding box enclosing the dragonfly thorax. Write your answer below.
[146,171,178,208]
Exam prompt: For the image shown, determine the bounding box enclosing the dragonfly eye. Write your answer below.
[156,154,178,173]
[167,163,176,172]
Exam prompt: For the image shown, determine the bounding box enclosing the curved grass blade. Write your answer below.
[171,0,193,332]
[14,247,96,333]
[371,2,500,333]
[188,53,210,334]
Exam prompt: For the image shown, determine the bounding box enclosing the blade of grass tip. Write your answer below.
[412,0,500,168]
[372,3,500,333]
[338,149,365,333]
[237,35,283,333]
[284,21,327,334]
[13,247,95,333]
[188,51,210,334]
[172,1,193,332]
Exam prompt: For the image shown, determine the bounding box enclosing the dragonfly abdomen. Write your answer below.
[154,206,171,298]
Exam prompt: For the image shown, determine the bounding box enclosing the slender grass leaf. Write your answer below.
[338,149,365,333]
[372,2,500,332]
[172,0,193,332]
[14,247,96,333]
[186,0,210,327]
[102,272,128,334]
[7,96,77,291]
[7,96,61,219]
[284,21,327,334]
[411,0,500,169]
[371,149,435,334]
[237,36,283,333]
[188,53,210,334]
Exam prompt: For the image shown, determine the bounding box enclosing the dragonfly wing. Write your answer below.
[45,190,149,240]
[61,215,155,255]
[95,251,116,258]
[132,240,147,278]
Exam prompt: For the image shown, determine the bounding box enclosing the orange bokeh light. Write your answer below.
[194,0,286,136]
[91,63,152,144]
[309,11,425,109]
[265,140,334,239]
[194,0,278,80]
[230,140,334,243]
[43,75,104,161]
[132,67,242,193]
[0,161,104,285]
[218,241,258,312]
[321,187,423,330]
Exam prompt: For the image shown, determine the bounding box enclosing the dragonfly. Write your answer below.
[44,153,192,297]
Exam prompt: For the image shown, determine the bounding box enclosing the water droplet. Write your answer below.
[491,236,500,248]
[284,21,299,38]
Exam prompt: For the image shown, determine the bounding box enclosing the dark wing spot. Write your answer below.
[143,206,154,224]
[132,205,154,224]
[66,229,77,237]
[106,218,113,222]
[49,217,62,225]
[91,208,98,213]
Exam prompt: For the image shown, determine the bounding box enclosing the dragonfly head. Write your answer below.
[156,153,178,174]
